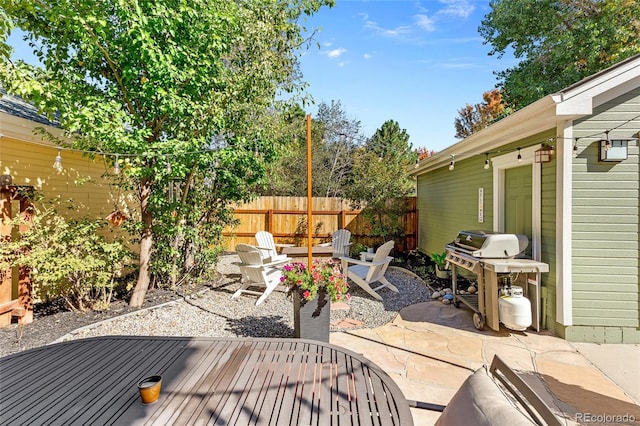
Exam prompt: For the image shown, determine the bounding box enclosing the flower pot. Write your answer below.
[435,266,450,280]
[138,375,162,404]
[293,289,330,342]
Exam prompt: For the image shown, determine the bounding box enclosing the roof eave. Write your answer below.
[412,96,558,175]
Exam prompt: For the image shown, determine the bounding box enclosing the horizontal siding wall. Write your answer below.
[540,143,558,333]
[570,88,640,336]
[416,153,494,255]
[0,124,132,223]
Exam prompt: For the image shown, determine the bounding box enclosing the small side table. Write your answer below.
[359,251,375,262]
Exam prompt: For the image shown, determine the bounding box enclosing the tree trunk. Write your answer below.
[129,177,153,308]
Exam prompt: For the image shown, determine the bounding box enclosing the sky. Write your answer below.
[297,0,517,151]
[5,0,516,152]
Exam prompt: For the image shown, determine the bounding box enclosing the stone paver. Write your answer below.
[330,302,640,426]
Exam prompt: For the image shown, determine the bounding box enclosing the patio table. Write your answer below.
[0,336,413,425]
[281,246,334,257]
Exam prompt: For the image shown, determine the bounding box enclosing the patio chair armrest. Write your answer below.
[339,256,391,267]
[274,243,295,248]
[263,258,290,268]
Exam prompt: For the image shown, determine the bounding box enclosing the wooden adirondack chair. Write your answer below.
[318,229,352,258]
[340,240,398,301]
[233,244,289,305]
[254,231,292,263]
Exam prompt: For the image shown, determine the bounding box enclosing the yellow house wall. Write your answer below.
[0,112,129,221]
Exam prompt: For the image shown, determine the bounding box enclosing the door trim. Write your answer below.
[492,145,542,261]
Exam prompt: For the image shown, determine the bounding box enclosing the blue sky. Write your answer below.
[298,0,517,151]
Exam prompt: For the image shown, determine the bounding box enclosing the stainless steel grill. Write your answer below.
[445,231,548,331]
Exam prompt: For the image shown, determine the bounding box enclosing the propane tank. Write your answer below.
[498,286,531,331]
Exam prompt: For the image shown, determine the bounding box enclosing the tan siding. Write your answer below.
[0,132,128,221]
[571,88,640,328]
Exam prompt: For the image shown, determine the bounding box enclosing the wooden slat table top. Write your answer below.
[0,336,413,425]
[281,246,334,257]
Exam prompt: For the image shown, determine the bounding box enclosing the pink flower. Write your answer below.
[303,290,311,300]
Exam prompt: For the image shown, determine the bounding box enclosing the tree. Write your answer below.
[348,120,415,244]
[0,0,333,307]
[479,0,640,109]
[262,100,363,198]
[260,104,308,196]
[454,89,506,138]
[313,101,362,198]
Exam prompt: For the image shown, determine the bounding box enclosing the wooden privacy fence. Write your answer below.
[222,196,417,253]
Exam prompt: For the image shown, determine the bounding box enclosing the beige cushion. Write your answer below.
[435,367,534,426]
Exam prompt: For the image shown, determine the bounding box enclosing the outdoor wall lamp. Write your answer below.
[599,139,628,162]
[534,144,553,163]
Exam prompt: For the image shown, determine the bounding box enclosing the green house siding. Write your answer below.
[541,152,558,333]
[416,154,494,255]
[569,88,640,341]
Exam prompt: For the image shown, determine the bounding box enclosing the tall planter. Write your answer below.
[293,289,330,342]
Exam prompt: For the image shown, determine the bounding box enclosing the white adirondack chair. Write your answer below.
[232,244,288,305]
[340,240,398,301]
[319,229,352,258]
[254,231,292,263]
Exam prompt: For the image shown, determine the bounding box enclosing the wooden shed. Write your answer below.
[412,55,640,343]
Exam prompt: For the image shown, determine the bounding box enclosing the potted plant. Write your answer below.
[429,251,450,279]
[281,259,349,342]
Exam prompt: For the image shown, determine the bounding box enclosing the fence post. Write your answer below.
[267,209,274,234]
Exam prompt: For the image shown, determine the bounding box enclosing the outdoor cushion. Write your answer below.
[435,366,534,426]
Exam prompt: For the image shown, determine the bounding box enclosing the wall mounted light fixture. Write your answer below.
[599,139,629,162]
[534,144,553,163]
[53,147,63,172]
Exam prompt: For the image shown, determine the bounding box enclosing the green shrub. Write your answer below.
[349,242,368,258]
[0,207,132,311]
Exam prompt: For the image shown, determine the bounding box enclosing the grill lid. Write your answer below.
[449,230,528,258]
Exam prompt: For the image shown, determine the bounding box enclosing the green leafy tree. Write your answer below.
[313,100,361,198]
[0,0,333,307]
[479,0,640,109]
[261,104,309,196]
[262,100,363,198]
[348,120,416,244]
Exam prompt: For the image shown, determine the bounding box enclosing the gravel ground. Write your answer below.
[0,253,432,358]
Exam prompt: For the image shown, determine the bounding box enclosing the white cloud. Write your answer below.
[364,19,412,37]
[363,53,372,60]
[415,14,435,32]
[323,41,333,47]
[437,0,475,19]
[327,47,347,58]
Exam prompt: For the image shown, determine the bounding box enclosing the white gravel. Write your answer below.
[59,254,432,342]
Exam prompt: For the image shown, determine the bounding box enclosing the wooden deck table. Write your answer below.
[281,246,334,257]
[0,336,413,425]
